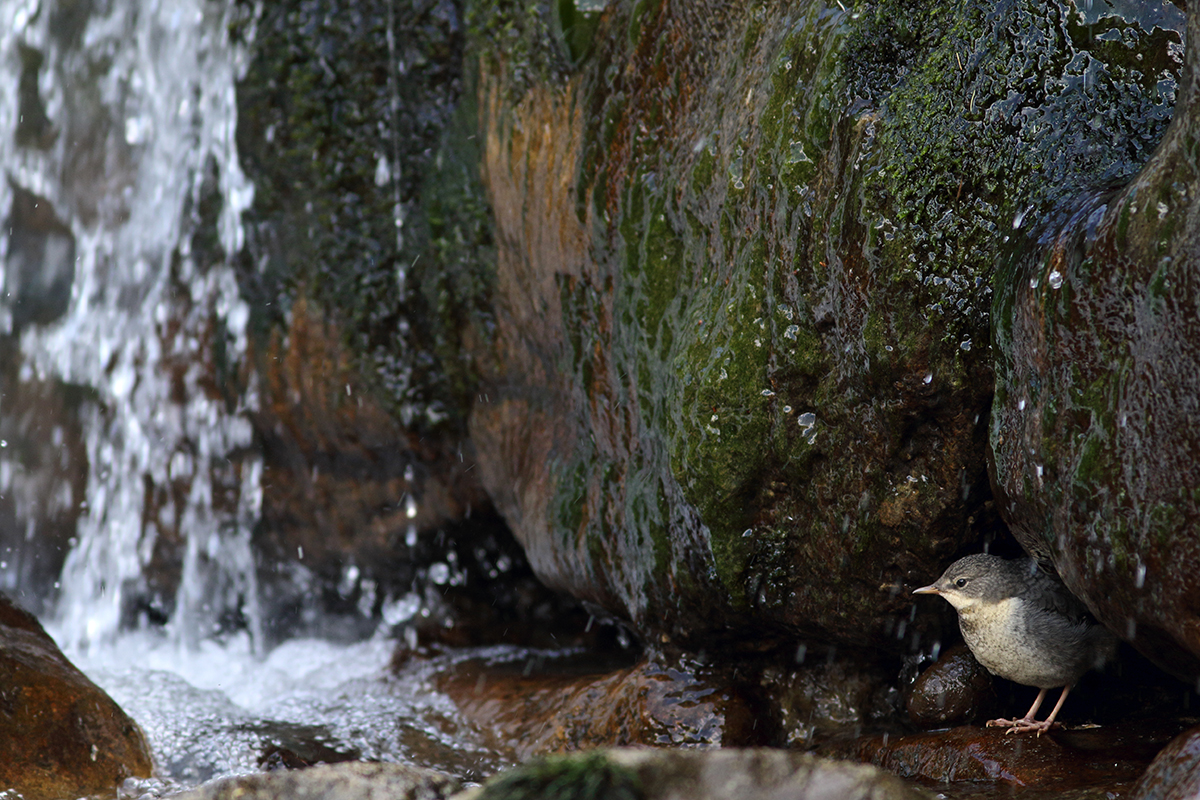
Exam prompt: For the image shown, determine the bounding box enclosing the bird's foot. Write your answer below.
[986,717,1061,737]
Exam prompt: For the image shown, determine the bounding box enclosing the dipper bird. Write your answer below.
[913,554,1116,735]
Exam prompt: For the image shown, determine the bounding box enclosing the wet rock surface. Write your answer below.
[990,2,1200,682]
[828,718,1188,794]
[1133,724,1200,800]
[461,0,1186,656]
[905,644,995,728]
[438,652,763,759]
[0,592,152,800]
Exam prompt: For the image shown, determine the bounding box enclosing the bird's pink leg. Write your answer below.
[986,686,1070,736]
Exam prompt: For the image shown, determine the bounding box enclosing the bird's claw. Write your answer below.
[986,717,1060,736]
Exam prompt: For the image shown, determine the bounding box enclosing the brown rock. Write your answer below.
[1133,725,1200,800]
[844,719,1182,790]
[0,593,152,800]
[439,654,761,760]
[906,644,995,727]
[766,658,896,747]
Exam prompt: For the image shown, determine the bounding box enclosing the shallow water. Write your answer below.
[49,625,532,793]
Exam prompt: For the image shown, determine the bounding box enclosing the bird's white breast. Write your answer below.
[958,597,1075,688]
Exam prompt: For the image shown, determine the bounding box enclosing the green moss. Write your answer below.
[478,752,643,800]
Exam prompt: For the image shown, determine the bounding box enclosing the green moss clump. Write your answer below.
[478,753,643,800]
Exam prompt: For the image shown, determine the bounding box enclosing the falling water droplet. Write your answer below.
[1126,618,1138,638]
[1135,561,1147,589]
[1013,205,1032,229]
[795,643,807,664]
[405,495,418,520]
[429,562,450,585]
[405,525,418,547]
[1048,270,1063,289]
[923,373,933,385]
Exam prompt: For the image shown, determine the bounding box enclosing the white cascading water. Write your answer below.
[0,0,260,652]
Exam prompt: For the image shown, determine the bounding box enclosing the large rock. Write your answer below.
[0,593,152,800]
[169,762,461,800]
[471,748,930,800]
[464,0,1183,651]
[990,3,1200,681]
[439,654,760,759]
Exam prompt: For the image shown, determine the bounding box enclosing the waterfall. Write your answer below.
[0,0,262,652]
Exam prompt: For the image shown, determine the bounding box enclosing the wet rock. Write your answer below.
[168,762,461,800]
[839,719,1184,791]
[989,0,1200,681]
[1133,724,1200,800]
[906,644,995,727]
[468,748,929,800]
[765,657,898,747]
[1,185,75,331]
[439,653,762,759]
[0,362,89,619]
[227,0,568,650]
[462,0,1184,653]
[0,592,152,800]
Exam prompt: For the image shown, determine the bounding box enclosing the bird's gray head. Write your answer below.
[912,554,1033,612]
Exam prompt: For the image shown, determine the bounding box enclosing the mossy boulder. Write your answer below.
[991,2,1200,682]
[464,0,1182,651]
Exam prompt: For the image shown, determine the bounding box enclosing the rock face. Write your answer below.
[0,593,153,800]
[990,4,1200,681]
[463,0,1184,651]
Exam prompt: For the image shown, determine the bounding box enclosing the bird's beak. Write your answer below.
[912,584,940,596]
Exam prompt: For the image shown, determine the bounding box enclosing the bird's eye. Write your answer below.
[955,578,968,588]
